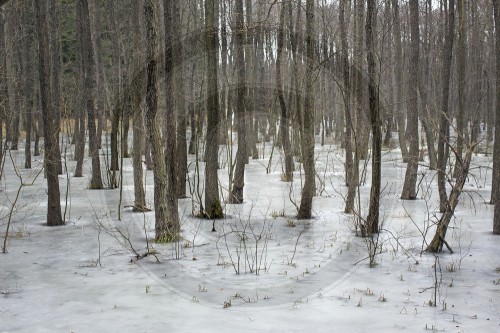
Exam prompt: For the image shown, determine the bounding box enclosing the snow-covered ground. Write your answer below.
[1,138,499,332]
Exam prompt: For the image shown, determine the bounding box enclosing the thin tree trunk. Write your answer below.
[74,1,85,178]
[245,0,258,160]
[437,0,455,213]
[173,1,188,199]
[392,0,408,162]
[188,63,197,155]
[204,0,223,218]
[230,0,247,204]
[297,0,316,219]
[453,0,466,178]
[131,0,147,212]
[81,0,103,189]
[49,0,62,174]
[163,0,180,238]
[0,7,6,170]
[492,0,500,234]
[365,0,381,234]
[145,0,169,241]
[35,0,63,226]
[21,0,33,169]
[401,0,420,200]
[340,0,356,213]
[427,146,474,252]
[277,0,293,182]
[92,1,105,149]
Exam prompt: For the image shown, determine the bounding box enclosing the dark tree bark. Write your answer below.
[0,7,6,170]
[453,0,466,178]
[230,0,247,204]
[297,0,316,219]
[172,1,188,199]
[437,0,455,213]
[427,146,474,252]
[74,0,86,178]
[277,0,293,182]
[401,0,420,200]
[109,1,121,189]
[21,0,33,169]
[245,0,258,161]
[391,0,408,162]
[35,0,63,226]
[340,0,356,213]
[91,0,105,150]
[163,0,180,238]
[145,0,170,241]
[365,0,381,234]
[418,0,437,170]
[131,0,147,212]
[49,0,62,174]
[188,62,197,155]
[493,0,500,234]
[204,0,223,217]
[81,0,103,189]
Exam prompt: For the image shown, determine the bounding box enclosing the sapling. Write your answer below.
[3,150,44,253]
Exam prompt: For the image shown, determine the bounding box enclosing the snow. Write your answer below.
[1,140,499,332]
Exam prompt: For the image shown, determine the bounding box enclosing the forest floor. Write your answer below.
[1,137,499,332]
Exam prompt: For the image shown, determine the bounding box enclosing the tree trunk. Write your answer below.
[81,0,103,189]
[365,0,381,234]
[340,0,356,213]
[427,146,474,252]
[131,0,147,212]
[391,0,408,162]
[49,0,62,174]
[188,63,197,155]
[74,1,86,178]
[145,0,169,241]
[172,1,188,199]
[204,0,223,218]
[277,0,293,182]
[492,0,500,234]
[453,0,466,178]
[0,7,6,171]
[401,0,420,200]
[92,0,105,149]
[21,0,33,169]
[297,0,316,219]
[35,0,63,226]
[230,0,247,204]
[163,0,180,238]
[245,0,258,161]
[437,0,455,213]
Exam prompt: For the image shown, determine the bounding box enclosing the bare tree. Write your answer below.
[49,0,62,174]
[453,0,466,178]
[392,0,408,163]
[173,1,188,199]
[297,0,316,219]
[163,0,180,238]
[35,0,63,226]
[340,0,356,213]
[437,0,456,213]
[131,0,148,212]
[0,7,7,171]
[276,0,293,181]
[401,0,420,200]
[365,0,381,234]
[230,0,247,204]
[81,0,103,189]
[493,0,500,235]
[204,0,223,217]
[145,0,170,241]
